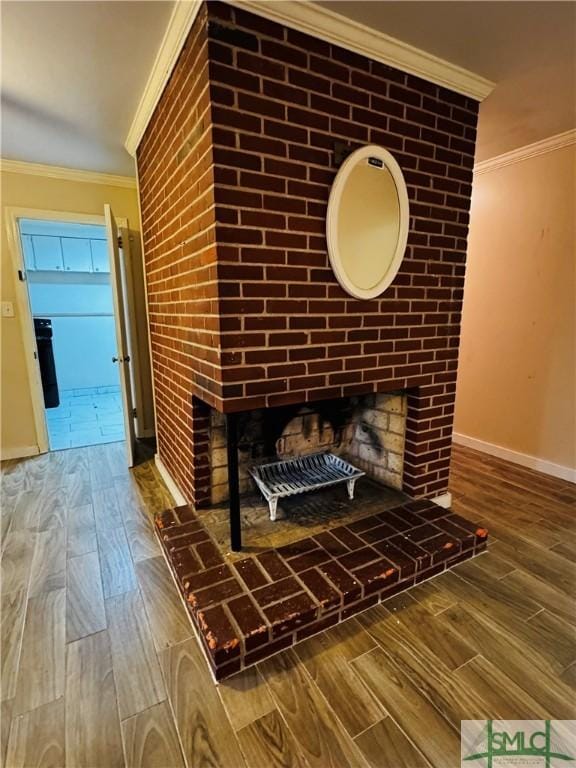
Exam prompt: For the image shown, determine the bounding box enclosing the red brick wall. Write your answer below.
[206,2,478,498]
[137,0,479,503]
[137,5,217,504]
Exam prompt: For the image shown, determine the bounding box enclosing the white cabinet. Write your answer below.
[90,239,110,273]
[20,233,110,274]
[21,234,36,270]
[61,238,92,272]
[32,235,64,271]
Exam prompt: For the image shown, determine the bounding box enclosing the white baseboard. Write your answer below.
[0,444,40,461]
[431,492,452,508]
[453,432,576,484]
[154,453,187,506]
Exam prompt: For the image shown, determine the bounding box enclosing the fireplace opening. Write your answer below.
[211,392,407,503]
[202,392,410,555]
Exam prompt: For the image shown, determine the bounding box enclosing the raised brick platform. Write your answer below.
[155,500,488,680]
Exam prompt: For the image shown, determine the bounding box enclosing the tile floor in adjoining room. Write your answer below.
[46,386,125,450]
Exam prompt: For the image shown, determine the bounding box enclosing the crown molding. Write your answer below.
[474,129,576,176]
[125,0,202,156]
[0,158,137,189]
[125,0,494,158]
[227,0,495,101]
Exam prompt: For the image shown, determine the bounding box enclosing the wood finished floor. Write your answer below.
[1,442,574,768]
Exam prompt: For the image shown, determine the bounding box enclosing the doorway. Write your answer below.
[20,218,125,450]
[8,206,139,466]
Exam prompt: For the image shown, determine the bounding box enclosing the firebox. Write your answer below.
[209,392,407,504]
[186,391,408,548]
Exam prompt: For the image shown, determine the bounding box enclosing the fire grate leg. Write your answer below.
[268,496,279,522]
[226,412,242,552]
[346,478,357,500]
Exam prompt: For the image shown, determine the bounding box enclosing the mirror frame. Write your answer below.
[326,144,410,300]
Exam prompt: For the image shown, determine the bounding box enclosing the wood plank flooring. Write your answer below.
[1,442,574,767]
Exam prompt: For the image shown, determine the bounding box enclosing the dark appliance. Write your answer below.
[34,318,59,408]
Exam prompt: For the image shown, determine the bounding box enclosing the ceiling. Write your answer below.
[321,1,576,162]
[1,1,173,176]
[1,1,574,175]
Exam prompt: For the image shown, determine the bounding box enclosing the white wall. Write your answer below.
[28,277,119,391]
[455,143,576,479]
[51,317,118,390]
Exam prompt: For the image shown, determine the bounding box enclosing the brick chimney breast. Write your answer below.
[136,1,478,506]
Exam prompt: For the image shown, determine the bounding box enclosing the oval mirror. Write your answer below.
[326,145,410,300]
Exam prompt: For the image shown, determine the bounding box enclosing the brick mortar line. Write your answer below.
[141,159,215,220]
[210,133,472,170]
[140,129,213,208]
[212,177,473,202]
[210,197,471,218]
[210,118,472,156]
[139,48,212,170]
[208,21,478,118]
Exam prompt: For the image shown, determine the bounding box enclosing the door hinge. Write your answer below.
[18,269,26,282]
[131,407,137,418]
[117,236,123,249]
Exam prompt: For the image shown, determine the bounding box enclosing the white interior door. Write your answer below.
[105,204,136,467]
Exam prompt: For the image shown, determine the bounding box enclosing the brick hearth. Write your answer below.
[155,499,488,680]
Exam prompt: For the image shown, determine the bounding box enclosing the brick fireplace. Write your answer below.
[137,1,478,521]
[136,1,487,679]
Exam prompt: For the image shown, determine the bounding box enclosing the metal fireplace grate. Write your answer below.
[249,452,365,521]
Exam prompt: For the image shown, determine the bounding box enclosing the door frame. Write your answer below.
[5,206,129,455]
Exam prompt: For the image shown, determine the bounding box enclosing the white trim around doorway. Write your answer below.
[4,206,128,456]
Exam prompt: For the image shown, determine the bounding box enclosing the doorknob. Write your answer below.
[112,355,130,363]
